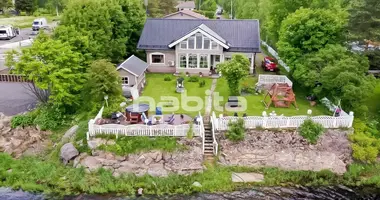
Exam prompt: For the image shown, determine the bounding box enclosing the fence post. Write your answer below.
[333,117,337,128]
[262,116,268,128]
[149,126,152,136]
[349,111,354,128]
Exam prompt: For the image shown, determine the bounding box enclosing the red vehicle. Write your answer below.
[261,56,278,72]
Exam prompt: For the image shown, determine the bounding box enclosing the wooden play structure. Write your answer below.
[263,83,298,109]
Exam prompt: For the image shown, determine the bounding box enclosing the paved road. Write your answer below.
[0,82,37,116]
[0,27,35,46]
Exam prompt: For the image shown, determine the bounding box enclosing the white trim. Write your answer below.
[168,28,229,49]
[150,52,165,65]
[121,76,129,86]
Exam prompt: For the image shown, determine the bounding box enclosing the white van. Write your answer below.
[32,18,48,31]
[0,25,18,40]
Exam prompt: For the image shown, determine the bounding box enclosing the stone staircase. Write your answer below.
[203,117,214,160]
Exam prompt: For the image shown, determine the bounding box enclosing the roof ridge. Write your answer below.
[146,18,259,22]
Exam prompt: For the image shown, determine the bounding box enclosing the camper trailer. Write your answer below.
[32,18,48,31]
[0,25,18,40]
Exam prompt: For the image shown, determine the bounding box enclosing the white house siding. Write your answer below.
[146,50,176,73]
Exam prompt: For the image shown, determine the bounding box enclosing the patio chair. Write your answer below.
[165,113,175,122]
[156,107,162,115]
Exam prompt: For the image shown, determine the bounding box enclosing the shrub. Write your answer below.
[352,144,378,163]
[188,76,199,82]
[199,80,206,87]
[33,106,66,131]
[241,81,254,94]
[11,114,34,128]
[226,118,245,141]
[164,76,172,81]
[298,119,324,144]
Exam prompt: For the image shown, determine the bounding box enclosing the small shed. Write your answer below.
[117,55,149,99]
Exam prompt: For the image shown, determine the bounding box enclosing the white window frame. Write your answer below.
[199,54,208,68]
[203,37,210,49]
[188,54,197,68]
[121,76,129,86]
[211,41,218,50]
[150,52,165,65]
[179,54,187,68]
[195,33,203,49]
[188,36,195,49]
[180,41,187,49]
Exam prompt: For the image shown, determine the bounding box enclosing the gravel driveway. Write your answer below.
[0,82,37,116]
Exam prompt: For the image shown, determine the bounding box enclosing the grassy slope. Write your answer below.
[138,73,213,116]
[366,80,380,119]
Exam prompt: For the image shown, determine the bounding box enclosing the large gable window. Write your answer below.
[211,42,218,50]
[179,54,187,68]
[180,41,187,49]
[121,76,129,85]
[188,37,195,49]
[188,54,197,68]
[196,33,202,49]
[204,38,210,49]
[151,53,164,64]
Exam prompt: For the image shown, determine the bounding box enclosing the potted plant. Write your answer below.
[199,72,203,77]
[186,72,190,77]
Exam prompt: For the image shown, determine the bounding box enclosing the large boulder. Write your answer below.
[81,156,102,172]
[61,125,79,143]
[60,143,79,165]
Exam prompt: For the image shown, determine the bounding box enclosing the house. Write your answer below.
[163,10,208,19]
[176,1,196,11]
[117,55,148,98]
[137,19,261,76]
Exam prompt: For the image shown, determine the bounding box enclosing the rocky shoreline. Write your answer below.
[71,138,204,177]
[218,129,352,174]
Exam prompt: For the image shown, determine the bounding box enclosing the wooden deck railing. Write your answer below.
[0,74,31,82]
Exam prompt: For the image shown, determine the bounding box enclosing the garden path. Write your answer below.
[205,78,218,116]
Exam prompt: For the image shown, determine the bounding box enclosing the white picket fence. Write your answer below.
[86,106,203,140]
[212,112,354,130]
[258,74,293,87]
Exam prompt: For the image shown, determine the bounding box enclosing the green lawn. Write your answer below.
[0,15,59,28]
[213,77,330,116]
[137,73,213,116]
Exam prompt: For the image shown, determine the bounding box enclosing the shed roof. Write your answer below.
[163,10,208,19]
[175,1,196,9]
[137,18,261,53]
[117,55,148,77]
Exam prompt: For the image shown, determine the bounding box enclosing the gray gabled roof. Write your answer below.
[117,55,148,77]
[137,19,261,53]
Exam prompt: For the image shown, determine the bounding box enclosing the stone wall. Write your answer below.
[75,138,204,177]
[218,130,352,174]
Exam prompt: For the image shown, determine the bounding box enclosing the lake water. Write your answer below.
[1,186,379,200]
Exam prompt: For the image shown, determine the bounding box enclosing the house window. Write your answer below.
[204,38,210,49]
[200,55,208,68]
[151,54,164,64]
[215,55,220,62]
[188,54,197,68]
[179,54,187,68]
[188,37,195,49]
[211,42,218,50]
[225,56,231,61]
[180,41,187,49]
[121,76,129,85]
[196,33,203,49]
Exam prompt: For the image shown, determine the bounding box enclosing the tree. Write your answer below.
[0,0,12,11]
[364,50,380,70]
[292,44,376,113]
[159,0,176,15]
[277,8,347,64]
[147,0,162,17]
[85,59,123,111]
[348,0,380,42]
[218,54,250,95]
[15,0,37,14]
[200,0,216,11]
[60,0,145,63]
[6,33,86,110]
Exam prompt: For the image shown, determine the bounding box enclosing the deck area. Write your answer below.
[117,114,193,126]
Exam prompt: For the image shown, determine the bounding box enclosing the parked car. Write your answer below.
[32,18,49,31]
[261,56,278,72]
[0,25,18,40]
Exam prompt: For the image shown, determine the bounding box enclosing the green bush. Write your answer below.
[11,114,34,128]
[298,119,324,144]
[187,123,194,139]
[164,76,172,81]
[226,118,245,141]
[188,76,199,82]
[33,106,66,131]
[352,144,378,163]
[199,80,206,87]
[241,81,254,94]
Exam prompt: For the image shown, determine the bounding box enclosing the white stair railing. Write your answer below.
[198,112,205,154]
[211,112,218,155]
